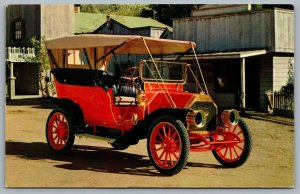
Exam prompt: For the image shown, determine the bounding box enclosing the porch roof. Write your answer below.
[183,49,267,60]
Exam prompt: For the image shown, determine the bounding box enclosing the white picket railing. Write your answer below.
[6,47,36,62]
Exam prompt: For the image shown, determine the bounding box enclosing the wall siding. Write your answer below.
[150,28,164,38]
[41,5,74,40]
[259,56,273,111]
[97,21,158,38]
[97,21,131,35]
[6,5,75,45]
[273,56,294,91]
[192,5,251,17]
[174,11,274,52]
[6,5,41,47]
[274,9,294,53]
[174,9,294,53]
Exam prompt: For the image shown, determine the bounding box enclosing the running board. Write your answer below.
[76,133,116,143]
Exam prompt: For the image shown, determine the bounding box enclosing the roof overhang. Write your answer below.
[190,49,267,60]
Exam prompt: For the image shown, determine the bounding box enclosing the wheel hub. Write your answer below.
[163,138,177,152]
[57,122,67,139]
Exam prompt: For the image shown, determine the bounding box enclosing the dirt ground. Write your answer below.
[5,100,294,188]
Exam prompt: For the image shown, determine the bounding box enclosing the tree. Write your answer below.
[81,4,151,16]
[141,4,204,26]
[80,4,204,27]
[80,4,99,13]
[30,37,56,98]
[287,58,294,85]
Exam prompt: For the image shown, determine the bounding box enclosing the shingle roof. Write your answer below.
[75,12,172,34]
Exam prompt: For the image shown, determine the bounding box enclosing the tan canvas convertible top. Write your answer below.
[45,34,196,55]
[46,34,208,93]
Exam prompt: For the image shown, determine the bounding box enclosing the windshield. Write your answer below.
[141,60,186,83]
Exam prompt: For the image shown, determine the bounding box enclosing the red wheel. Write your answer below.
[147,116,189,175]
[212,118,252,167]
[46,108,75,154]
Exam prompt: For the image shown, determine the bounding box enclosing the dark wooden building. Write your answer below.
[173,5,294,111]
[6,4,74,99]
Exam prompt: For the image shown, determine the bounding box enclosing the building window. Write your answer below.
[14,20,24,40]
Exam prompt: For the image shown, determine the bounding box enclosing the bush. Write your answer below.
[281,83,294,94]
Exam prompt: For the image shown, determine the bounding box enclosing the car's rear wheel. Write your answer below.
[212,118,252,167]
[46,108,75,154]
[147,115,190,176]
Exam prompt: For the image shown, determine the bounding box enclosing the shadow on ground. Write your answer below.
[6,98,41,105]
[6,98,55,109]
[6,141,223,177]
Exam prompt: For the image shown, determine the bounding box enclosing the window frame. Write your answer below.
[13,19,25,41]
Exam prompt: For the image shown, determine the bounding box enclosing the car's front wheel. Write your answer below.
[147,115,190,176]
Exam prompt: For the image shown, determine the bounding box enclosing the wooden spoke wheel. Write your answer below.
[212,118,252,167]
[147,116,190,176]
[46,108,75,154]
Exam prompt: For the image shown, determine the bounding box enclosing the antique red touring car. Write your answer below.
[45,34,251,175]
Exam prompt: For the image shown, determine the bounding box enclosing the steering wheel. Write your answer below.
[122,67,139,77]
[120,66,140,86]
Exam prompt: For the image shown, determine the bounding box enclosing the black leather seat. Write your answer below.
[116,85,138,97]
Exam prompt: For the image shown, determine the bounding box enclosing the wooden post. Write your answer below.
[8,61,16,99]
[241,58,246,108]
[10,62,14,78]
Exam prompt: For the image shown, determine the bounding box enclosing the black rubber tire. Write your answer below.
[46,108,75,154]
[147,115,190,176]
[212,118,252,168]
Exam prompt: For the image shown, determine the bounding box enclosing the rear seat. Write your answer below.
[51,68,139,106]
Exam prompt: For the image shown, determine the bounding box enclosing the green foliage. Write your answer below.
[141,4,203,26]
[80,4,99,13]
[80,4,203,26]
[252,4,293,11]
[280,58,294,94]
[287,58,294,85]
[81,4,151,16]
[30,36,50,71]
[252,4,263,10]
[30,36,55,97]
[281,83,293,94]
